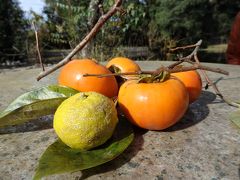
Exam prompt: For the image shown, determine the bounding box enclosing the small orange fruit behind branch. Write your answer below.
[172,70,202,103]
[58,59,118,98]
[106,57,141,79]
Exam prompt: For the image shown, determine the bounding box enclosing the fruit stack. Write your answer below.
[55,57,202,149]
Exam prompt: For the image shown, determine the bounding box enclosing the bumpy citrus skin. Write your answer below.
[58,59,118,98]
[172,70,202,103]
[53,92,118,150]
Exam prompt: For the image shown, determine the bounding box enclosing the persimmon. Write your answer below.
[118,77,189,130]
[106,57,141,79]
[172,70,202,103]
[58,59,118,98]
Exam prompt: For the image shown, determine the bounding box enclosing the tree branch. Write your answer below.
[84,38,238,108]
[32,21,45,71]
[168,40,202,69]
[193,54,239,107]
[170,42,200,52]
[83,39,227,78]
[37,0,123,81]
[83,63,228,78]
[168,40,239,108]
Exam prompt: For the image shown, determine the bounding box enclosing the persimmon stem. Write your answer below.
[36,0,123,81]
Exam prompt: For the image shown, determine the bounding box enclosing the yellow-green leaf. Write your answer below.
[230,109,240,128]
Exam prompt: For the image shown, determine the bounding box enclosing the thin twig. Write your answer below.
[168,40,208,84]
[168,40,239,107]
[171,65,228,75]
[37,0,123,81]
[186,39,202,58]
[32,21,45,71]
[170,43,200,52]
[83,40,227,77]
[168,40,202,69]
[180,59,229,75]
[83,64,228,78]
[167,59,185,69]
[84,71,150,78]
[194,55,239,108]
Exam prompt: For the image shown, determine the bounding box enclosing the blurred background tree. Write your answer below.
[147,0,240,59]
[41,0,149,60]
[43,0,89,49]
[0,0,28,64]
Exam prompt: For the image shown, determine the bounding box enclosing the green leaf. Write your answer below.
[0,85,79,127]
[33,118,134,180]
[229,109,240,128]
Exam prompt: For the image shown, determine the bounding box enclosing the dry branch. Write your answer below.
[84,39,239,108]
[83,40,228,77]
[83,64,228,78]
[168,40,239,108]
[168,40,202,69]
[32,21,45,71]
[37,0,123,81]
[193,51,239,107]
[170,42,201,52]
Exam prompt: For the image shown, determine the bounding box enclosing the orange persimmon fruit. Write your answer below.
[172,70,202,103]
[118,77,189,130]
[106,57,141,79]
[58,59,118,98]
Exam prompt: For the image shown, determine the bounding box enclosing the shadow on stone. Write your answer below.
[0,115,53,134]
[164,90,216,132]
[78,127,146,180]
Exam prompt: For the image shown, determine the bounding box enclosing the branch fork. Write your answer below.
[169,40,239,108]
[83,39,238,108]
[36,0,123,81]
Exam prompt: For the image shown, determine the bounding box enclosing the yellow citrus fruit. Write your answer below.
[53,92,118,150]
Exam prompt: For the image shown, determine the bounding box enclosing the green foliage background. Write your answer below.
[0,0,28,62]
[0,0,240,63]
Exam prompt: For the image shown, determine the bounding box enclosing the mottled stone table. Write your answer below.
[0,61,240,180]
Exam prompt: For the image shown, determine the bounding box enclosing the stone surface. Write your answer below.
[0,61,240,180]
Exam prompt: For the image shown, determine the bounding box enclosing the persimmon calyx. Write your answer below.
[108,65,121,74]
[138,70,170,83]
[108,65,139,81]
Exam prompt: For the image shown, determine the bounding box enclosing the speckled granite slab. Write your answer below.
[0,62,239,180]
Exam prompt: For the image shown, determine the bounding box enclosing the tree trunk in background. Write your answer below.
[82,0,103,58]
